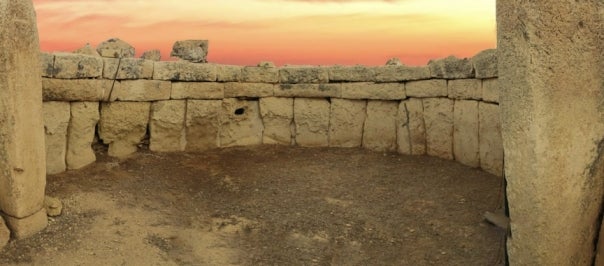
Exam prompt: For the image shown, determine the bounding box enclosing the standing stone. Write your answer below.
[0,0,48,236]
[185,100,222,151]
[478,102,503,176]
[43,102,70,175]
[98,102,151,158]
[149,100,186,152]
[453,100,480,167]
[96,38,135,58]
[294,98,330,147]
[329,99,366,148]
[405,98,426,155]
[363,101,398,152]
[259,97,294,145]
[171,40,209,63]
[423,98,454,160]
[220,99,264,147]
[397,101,411,155]
[66,102,99,170]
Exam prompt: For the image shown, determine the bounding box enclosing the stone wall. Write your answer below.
[40,47,502,177]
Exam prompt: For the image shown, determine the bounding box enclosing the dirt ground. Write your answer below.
[0,145,506,265]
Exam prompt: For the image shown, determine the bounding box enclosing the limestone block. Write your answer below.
[3,209,47,239]
[141,50,161,61]
[40,52,54,77]
[53,52,103,79]
[397,101,411,155]
[110,80,171,101]
[481,78,499,103]
[341,82,406,100]
[275,83,340,98]
[448,79,482,100]
[171,82,224,100]
[73,43,101,57]
[405,79,448,98]
[328,66,375,82]
[98,102,151,158]
[42,78,111,101]
[329,99,366,147]
[405,98,426,155]
[224,82,274,98]
[294,98,330,147]
[279,67,328,83]
[428,56,475,79]
[0,216,9,249]
[472,49,497,79]
[149,100,186,152]
[241,66,279,83]
[478,103,503,176]
[185,100,222,151]
[153,61,217,81]
[96,38,135,58]
[102,58,154,80]
[453,100,479,167]
[362,101,398,152]
[171,40,209,63]
[43,102,70,175]
[216,64,242,82]
[423,98,454,160]
[66,102,99,170]
[259,97,294,145]
[220,99,264,147]
[373,65,431,82]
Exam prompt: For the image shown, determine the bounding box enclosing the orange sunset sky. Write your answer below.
[32,0,496,66]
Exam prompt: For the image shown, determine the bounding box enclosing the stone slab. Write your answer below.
[103,58,154,80]
[453,100,480,167]
[448,79,482,100]
[329,99,366,148]
[373,65,431,82]
[259,97,294,145]
[362,101,398,152]
[275,83,340,98]
[171,82,224,100]
[405,98,426,155]
[423,98,454,160]
[149,100,186,152]
[153,61,217,81]
[66,102,99,170]
[42,78,111,101]
[185,100,222,151]
[341,82,406,100]
[241,66,279,83]
[428,56,475,79]
[224,82,274,98]
[43,102,70,175]
[471,49,498,79]
[294,98,330,147]
[220,99,264,147]
[405,79,448,98]
[110,80,171,101]
[52,52,103,79]
[328,66,375,82]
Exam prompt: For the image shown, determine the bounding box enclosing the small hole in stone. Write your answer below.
[234,108,245,115]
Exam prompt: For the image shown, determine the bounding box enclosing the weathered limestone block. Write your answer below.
[73,43,101,57]
[0,216,9,249]
[2,209,47,239]
[42,78,111,101]
[329,99,366,147]
[216,64,242,82]
[453,100,479,167]
[141,50,161,61]
[428,56,474,79]
[103,58,154,79]
[224,82,274,98]
[241,66,279,83]
[373,65,431,82]
[110,80,171,101]
[478,102,503,176]
[98,102,151,158]
[171,40,209,63]
[40,52,54,77]
[481,78,499,103]
[220,99,264,147]
[341,82,406,100]
[96,38,135,58]
[43,102,70,175]
[362,101,398,152]
[397,101,411,154]
[328,66,375,82]
[279,67,328,83]
[259,97,294,145]
[294,98,330,147]
[171,82,224,99]
[275,83,340,98]
[423,98,454,160]
[149,100,186,152]
[66,102,99,170]
[153,61,217,81]
[52,52,103,79]
[185,100,222,151]
[471,49,497,79]
[405,98,426,155]
[405,79,448,98]
[448,79,482,100]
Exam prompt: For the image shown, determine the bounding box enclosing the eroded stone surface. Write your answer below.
[279,67,328,83]
[110,80,171,101]
[53,53,103,79]
[373,65,431,82]
[43,102,70,175]
[150,100,186,152]
[448,79,482,100]
[428,56,474,79]
[397,101,411,155]
[66,102,99,170]
[259,97,294,145]
[423,98,454,160]
[2,209,48,240]
[215,64,242,82]
[171,40,208,63]
[405,79,448,98]
[40,52,54,77]
[294,98,330,147]
[73,43,100,57]
[171,82,224,99]
[478,102,502,176]
[276,83,340,98]
[103,58,154,80]
[329,99,366,148]
[453,100,479,167]
[96,38,135,58]
[471,49,497,79]
[99,102,151,158]
[363,101,398,152]
[241,66,279,83]
[328,66,375,82]
[185,100,222,151]
[0,217,9,249]
[220,99,264,147]
[341,82,406,100]
[153,61,217,81]
[224,83,274,98]
[405,98,426,155]
[42,78,111,101]
[141,50,161,61]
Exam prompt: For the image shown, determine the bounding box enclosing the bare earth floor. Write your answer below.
[0,145,506,265]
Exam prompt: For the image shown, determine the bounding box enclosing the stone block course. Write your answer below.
[405,79,448,98]
[185,100,222,151]
[423,98,454,160]
[66,102,99,170]
[153,61,217,81]
[481,78,499,103]
[110,80,171,101]
[341,82,406,100]
[98,102,151,158]
[279,67,328,83]
[52,52,103,79]
[276,83,340,98]
[171,82,224,99]
[448,79,482,100]
[363,101,398,152]
[224,82,274,98]
[220,99,264,147]
[328,66,375,82]
[429,56,475,79]
[150,100,186,152]
[103,57,154,80]
[241,66,279,83]
[43,101,70,175]
[216,64,242,82]
[329,99,366,147]
[471,49,497,79]
[259,97,294,145]
[42,78,111,101]
[405,98,426,155]
[453,100,480,167]
[294,98,330,147]
[373,65,431,82]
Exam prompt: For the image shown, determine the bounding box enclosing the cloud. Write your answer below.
[280,0,401,2]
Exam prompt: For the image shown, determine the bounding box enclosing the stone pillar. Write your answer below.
[497,1,603,264]
[0,0,48,238]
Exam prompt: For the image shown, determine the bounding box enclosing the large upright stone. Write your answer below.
[453,100,479,167]
[329,99,366,148]
[362,101,398,152]
[185,100,222,151]
[43,102,70,175]
[478,102,503,176]
[220,99,264,147]
[66,102,99,170]
[397,101,411,155]
[294,98,330,147]
[423,98,454,160]
[259,97,294,145]
[98,102,151,158]
[149,101,186,152]
[405,98,426,155]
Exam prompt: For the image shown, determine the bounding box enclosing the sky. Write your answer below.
[32,0,496,66]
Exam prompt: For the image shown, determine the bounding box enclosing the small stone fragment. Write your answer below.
[171,40,208,63]
[73,43,100,57]
[44,196,63,217]
[96,38,135,58]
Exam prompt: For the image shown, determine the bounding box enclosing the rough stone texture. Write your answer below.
[362,101,398,152]
[241,66,279,83]
[220,99,264,147]
[0,0,48,223]
[453,100,479,167]
[405,98,426,155]
[149,100,186,152]
[110,80,171,101]
[259,97,294,145]
[96,38,135,58]
[478,102,502,176]
[341,82,406,100]
[224,82,274,98]
[405,79,448,98]
[42,78,111,101]
[52,53,103,79]
[73,43,101,57]
[257,61,275,68]
[481,78,499,103]
[423,98,454,160]
[153,61,217,81]
[40,52,54,77]
[471,49,497,79]
[185,100,222,151]
[215,64,242,82]
[171,40,208,63]
[2,209,47,239]
[328,66,375,82]
[397,101,411,155]
[0,216,9,249]
[66,102,99,170]
[448,79,482,100]
[428,56,475,79]
[44,196,62,217]
[328,99,366,148]
[385,58,403,66]
[141,50,161,61]
[43,102,70,175]
[373,66,431,82]
[171,82,224,99]
[103,58,154,80]
[294,98,330,147]
[279,67,328,83]
[498,1,604,265]
[275,83,340,98]
[98,102,151,158]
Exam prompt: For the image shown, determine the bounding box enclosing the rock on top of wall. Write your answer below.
[279,67,329,83]
[171,40,209,63]
[328,65,375,82]
[141,50,161,61]
[52,52,103,79]
[96,38,135,58]
[73,43,100,57]
[471,49,498,79]
[428,56,475,79]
